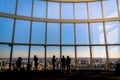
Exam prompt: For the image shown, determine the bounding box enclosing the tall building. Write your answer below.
[0,0,120,71]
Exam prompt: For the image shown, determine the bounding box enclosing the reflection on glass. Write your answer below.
[47,23,60,44]
[61,3,73,19]
[108,46,120,70]
[0,45,10,71]
[46,46,60,70]
[76,23,89,44]
[31,22,45,44]
[14,20,30,43]
[103,0,118,18]
[62,23,74,44]
[92,46,107,70]
[88,2,102,19]
[75,3,87,19]
[17,0,32,16]
[48,2,60,19]
[33,0,46,18]
[30,46,45,70]
[0,17,14,42]
[90,23,105,44]
[62,46,75,69]
[77,46,90,69]
[12,45,29,70]
[0,0,16,14]
[105,21,120,44]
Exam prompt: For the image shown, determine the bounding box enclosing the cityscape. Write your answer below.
[0,57,119,71]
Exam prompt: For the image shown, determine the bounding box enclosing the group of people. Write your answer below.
[61,56,71,72]
[15,55,71,72]
[52,55,71,72]
[16,55,38,71]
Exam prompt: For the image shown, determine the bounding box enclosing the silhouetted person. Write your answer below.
[52,55,56,70]
[16,57,22,71]
[61,55,66,71]
[33,55,38,71]
[115,61,120,74]
[66,56,71,72]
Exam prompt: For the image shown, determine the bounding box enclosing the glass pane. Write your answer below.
[75,3,87,19]
[12,45,28,58]
[62,23,74,44]
[90,23,105,44]
[0,17,14,42]
[31,22,45,44]
[17,0,32,16]
[62,46,75,69]
[47,23,60,44]
[14,20,30,43]
[92,46,107,70]
[76,23,89,44]
[88,2,102,19]
[48,2,60,19]
[104,0,118,18]
[0,0,16,14]
[46,46,60,70]
[0,45,10,71]
[33,0,46,18]
[12,45,29,70]
[30,46,45,70]
[61,3,73,19]
[77,46,90,69]
[108,46,120,70]
[105,21,120,44]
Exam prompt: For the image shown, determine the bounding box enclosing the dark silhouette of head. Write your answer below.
[34,55,36,58]
[53,55,55,58]
[67,56,69,58]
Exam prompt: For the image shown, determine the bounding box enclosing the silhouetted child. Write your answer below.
[16,57,22,71]
[61,55,66,71]
[66,56,71,73]
[33,55,38,71]
[52,55,57,70]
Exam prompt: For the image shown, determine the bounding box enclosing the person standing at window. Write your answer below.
[61,55,66,71]
[52,55,57,70]
[66,56,71,73]
[16,57,22,71]
[33,55,38,71]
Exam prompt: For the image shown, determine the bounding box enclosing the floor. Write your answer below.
[0,70,120,80]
